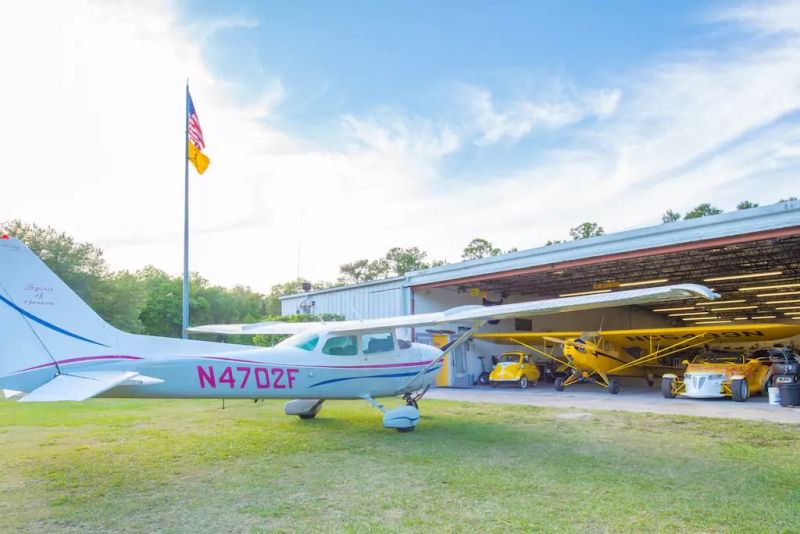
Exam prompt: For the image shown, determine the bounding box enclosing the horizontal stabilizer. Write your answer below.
[19,371,157,402]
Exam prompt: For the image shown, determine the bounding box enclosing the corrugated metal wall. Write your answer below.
[281,278,407,320]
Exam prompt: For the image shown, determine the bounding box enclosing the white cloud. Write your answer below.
[1,0,800,293]
[461,84,621,145]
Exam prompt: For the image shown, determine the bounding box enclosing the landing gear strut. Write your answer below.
[403,385,429,409]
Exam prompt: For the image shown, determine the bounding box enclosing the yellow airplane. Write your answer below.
[475,324,800,394]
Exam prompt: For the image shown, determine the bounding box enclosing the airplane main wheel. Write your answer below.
[731,378,749,402]
[519,376,529,389]
[298,413,317,420]
[396,426,415,433]
[608,378,620,395]
[661,377,676,399]
[554,377,565,391]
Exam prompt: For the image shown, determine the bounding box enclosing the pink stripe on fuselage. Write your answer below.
[14,354,434,375]
[204,356,434,369]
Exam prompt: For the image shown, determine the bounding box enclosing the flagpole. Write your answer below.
[182,79,190,339]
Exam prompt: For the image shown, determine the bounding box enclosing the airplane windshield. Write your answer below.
[499,354,520,363]
[278,332,319,351]
[692,352,744,365]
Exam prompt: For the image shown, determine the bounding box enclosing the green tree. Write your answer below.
[136,267,183,337]
[569,222,604,240]
[338,258,389,284]
[736,200,759,210]
[462,238,501,260]
[779,197,797,203]
[545,239,565,246]
[661,210,681,223]
[266,278,326,316]
[91,271,147,333]
[384,247,430,275]
[684,203,723,220]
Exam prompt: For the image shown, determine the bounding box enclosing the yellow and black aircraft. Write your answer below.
[474,324,800,394]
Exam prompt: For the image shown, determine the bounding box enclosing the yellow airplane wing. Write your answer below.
[474,332,584,345]
[592,323,800,350]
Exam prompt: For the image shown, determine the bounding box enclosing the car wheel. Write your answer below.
[554,377,565,391]
[661,377,676,399]
[731,378,749,402]
[519,376,529,389]
[478,372,490,385]
[608,378,620,395]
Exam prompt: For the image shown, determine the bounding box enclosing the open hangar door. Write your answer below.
[412,232,800,388]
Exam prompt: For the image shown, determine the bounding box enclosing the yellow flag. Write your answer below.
[188,141,210,174]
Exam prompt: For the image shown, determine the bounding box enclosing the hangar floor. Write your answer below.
[426,377,800,424]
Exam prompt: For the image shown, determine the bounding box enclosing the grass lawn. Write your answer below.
[1,398,799,533]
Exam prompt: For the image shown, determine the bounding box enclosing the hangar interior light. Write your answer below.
[703,271,783,282]
[756,290,800,297]
[751,315,777,320]
[619,278,669,287]
[696,299,745,306]
[776,306,800,310]
[695,320,732,324]
[739,282,800,292]
[558,289,612,297]
[765,299,800,305]
[683,316,720,321]
[707,305,758,311]
[653,306,695,312]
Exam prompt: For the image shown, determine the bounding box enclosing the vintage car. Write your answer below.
[661,350,772,402]
[489,352,540,389]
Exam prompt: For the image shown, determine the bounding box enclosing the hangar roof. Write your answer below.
[283,201,800,322]
[407,200,800,323]
[407,200,800,290]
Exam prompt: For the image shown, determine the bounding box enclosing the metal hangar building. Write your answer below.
[281,201,800,386]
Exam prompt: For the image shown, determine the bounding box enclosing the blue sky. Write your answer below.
[2,1,799,290]
[189,1,709,144]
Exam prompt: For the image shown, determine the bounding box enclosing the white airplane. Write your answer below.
[0,236,717,431]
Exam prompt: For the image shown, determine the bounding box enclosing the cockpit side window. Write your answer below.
[362,332,395,354]
[322,335,358,356]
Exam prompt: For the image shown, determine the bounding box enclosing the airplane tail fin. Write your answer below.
[0,237,121,392]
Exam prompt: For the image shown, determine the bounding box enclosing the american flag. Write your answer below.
[187,91,205,151]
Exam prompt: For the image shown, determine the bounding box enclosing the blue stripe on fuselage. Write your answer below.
[308,365,441,388]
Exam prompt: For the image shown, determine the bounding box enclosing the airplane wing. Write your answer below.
[191,284,717,336]
[188,321,320,335]
[592,323,800,349]
[474,332,584,344]
[20,371,163,402]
